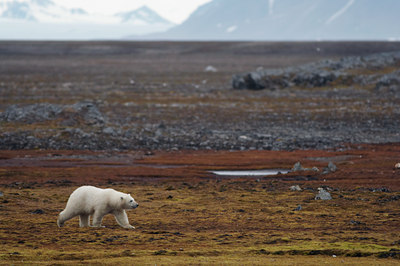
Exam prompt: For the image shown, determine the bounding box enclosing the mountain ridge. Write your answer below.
[0,0,174,39]
[0,0,173,25]
[134,0,400,40]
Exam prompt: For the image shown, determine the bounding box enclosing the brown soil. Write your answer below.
[1,144,399,264]
[1,41,400,264]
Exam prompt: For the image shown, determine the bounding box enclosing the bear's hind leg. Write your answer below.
[114,210,135,229]
[91,212,105,228]
[79,214,90,227]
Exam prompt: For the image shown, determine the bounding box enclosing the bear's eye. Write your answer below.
[130,200,133,202]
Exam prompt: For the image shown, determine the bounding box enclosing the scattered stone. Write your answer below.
[30,209,44,214]
[204,65,218,73]
[102,127,116,135]
[121,250,135,257]
[371,187,390,193]
[292,162,303,172]
[327,162,337,172]
[1,52,400,151]
[323,162,337,174]
[0,191,3,197]
[375,70,400,92]
[350,220,363,225]
[291,162,319,172]
[0,101,105,126]
[315,188,332,200]
[154,250,168,256]
[290,185,302,191]
[311,167,320,172]
[293,205,302,211]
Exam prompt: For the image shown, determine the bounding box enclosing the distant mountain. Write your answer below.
[0,0,173,25]
[0,0,95,23]
[0,1,174,39]
[116,6,174,26]
[138,0,400,40]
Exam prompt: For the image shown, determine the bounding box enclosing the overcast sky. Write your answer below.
[55,0,212,24]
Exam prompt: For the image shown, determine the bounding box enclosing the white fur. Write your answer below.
[57,186,138,229]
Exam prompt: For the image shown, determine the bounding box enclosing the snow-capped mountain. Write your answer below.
[0,0,173,25]
[116,6,174,26]
[141,0,400,40]
[0,0,92,23]
[0,0,174,39]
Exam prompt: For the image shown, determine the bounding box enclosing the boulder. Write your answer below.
[290,185,302,191]
[323,162,337,174]
[291,162,303,172]
[315,188,332,200]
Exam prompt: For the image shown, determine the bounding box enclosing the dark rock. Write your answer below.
[232,51,400,90]
[371,187,390,193]
[293,205,302,211]
[350,220,365,225]
[232,72,266,90]
[30,209,44,214]
[154,250,168,255]
[378,249,400,259]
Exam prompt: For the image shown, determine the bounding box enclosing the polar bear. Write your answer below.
[57,186,139,229]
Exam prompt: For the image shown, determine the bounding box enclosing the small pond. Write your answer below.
[210,169,290,176]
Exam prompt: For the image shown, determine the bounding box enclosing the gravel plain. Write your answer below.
[1,41,400,151]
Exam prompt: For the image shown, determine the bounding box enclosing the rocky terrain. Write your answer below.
[1,41,400,151]
[232,51,400,91]
[1,41,400,264]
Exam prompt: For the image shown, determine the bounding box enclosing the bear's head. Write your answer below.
[120,194,139,209]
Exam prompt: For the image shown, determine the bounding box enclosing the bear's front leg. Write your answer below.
[79,215,90,227]
[114,210,135,229]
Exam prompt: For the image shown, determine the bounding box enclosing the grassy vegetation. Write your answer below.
[1,148,400,264]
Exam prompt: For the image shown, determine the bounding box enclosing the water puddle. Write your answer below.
[210,169,290,176]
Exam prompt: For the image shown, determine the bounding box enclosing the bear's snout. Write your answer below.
[133,203,139,209]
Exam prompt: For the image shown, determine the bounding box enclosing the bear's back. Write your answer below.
[67,186,105,210]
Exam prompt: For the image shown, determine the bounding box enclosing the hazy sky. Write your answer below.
[55,0,212,24]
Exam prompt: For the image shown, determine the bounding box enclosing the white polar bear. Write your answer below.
[57,186,139,229]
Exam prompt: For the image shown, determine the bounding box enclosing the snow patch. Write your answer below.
[326,0,356,25]
[269,0,274,15]
[226,25,237,33]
